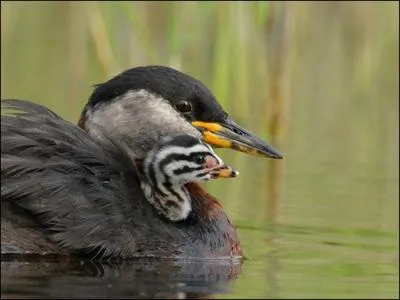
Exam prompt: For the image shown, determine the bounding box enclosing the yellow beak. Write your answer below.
[192,119,283,159]
[210,165,239,179]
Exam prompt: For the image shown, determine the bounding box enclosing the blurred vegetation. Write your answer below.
[1,2,399,298]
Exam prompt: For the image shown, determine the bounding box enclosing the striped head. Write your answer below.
[139,135,238,221]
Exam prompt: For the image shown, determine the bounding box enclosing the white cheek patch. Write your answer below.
[83,89,202,158]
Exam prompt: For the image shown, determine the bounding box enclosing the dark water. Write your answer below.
[1,256,242,299]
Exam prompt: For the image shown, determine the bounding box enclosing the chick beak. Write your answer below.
[211,165,239,179]
[203,155,239,179]
[192,118,283,159]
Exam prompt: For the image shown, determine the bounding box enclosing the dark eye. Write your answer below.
[193,154,204,165]
[176,100,192,113]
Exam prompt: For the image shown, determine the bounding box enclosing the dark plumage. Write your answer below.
[85,66,227,123]
[1,99,240,259]
[1,65,281,260]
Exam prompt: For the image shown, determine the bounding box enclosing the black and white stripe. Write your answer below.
[140,135,224,221]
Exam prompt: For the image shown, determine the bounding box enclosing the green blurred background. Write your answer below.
[1,1,399,298]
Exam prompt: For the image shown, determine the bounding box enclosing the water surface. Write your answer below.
[1,2,398,299]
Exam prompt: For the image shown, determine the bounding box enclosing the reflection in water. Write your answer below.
[0,2,398,299]
[264,225,281,300]
[1,257,243,299]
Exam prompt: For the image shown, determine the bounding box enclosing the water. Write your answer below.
[1,211,397,299]
[1,258,242,299]
[1,2,399,299]
[1,229,397,299]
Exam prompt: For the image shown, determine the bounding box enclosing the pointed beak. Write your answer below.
[192,119,283,159]
[210,165,239,179]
